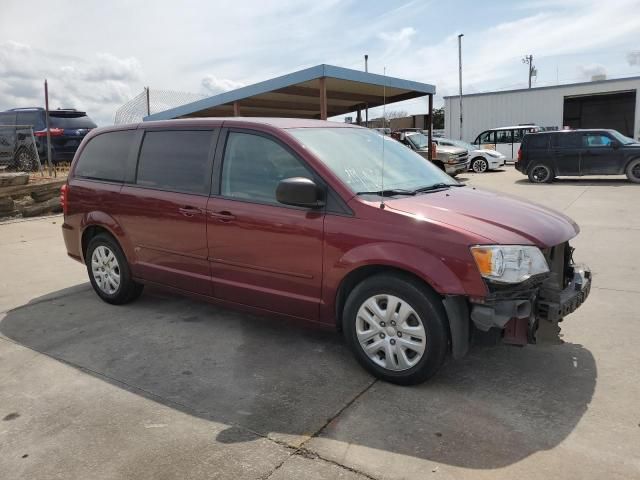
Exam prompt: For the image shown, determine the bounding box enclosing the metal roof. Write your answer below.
[443,75,640,100]
[144,64,435,121]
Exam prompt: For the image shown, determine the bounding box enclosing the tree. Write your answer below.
[384,110,408,121]
[432,107,444,129]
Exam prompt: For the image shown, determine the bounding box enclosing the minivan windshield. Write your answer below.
[289,127,456,194]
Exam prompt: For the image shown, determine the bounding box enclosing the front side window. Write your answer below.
[289,127,455,194]
[582,133,613,148]
[479,131,495,144]
[221,132,312,203]
[136,130,213,194]
[75,130,135,182]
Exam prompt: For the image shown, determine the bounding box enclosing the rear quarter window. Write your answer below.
[526,134,549,149]
[0,112,17,125]
[74,130,135,182]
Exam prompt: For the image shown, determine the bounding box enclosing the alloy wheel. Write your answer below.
[91,245,121,295]
[531,165,551,183]
[472,158,488,173]
[355,294,427,371]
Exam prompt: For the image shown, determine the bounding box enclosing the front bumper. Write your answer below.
[446,162,469,176]
[469,245,591,345]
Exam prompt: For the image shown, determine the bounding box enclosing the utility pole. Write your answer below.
[522,54,534,88]
[458,34,464,140]
[364,54,369,127]
[44,79,53,177]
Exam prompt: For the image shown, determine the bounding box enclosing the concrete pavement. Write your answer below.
[1,168,639,479]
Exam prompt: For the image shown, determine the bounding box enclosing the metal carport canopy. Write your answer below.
[143,64,435,121]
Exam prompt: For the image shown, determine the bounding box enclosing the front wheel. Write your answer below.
[471,157,489,173]
[625,158,640,183]
[528,163,554,183]
[343,273,448,385]
[86,233,144,305]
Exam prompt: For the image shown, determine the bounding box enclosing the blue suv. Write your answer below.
[0,107,97,168]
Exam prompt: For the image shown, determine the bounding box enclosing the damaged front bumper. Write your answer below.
[469,265,591,345]
[470,242,591,346]
[443,242,591,358]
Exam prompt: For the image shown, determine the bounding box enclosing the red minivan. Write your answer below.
[62,118,591,384]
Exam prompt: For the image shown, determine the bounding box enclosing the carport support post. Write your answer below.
[428,94,433,161]
[233,101,241,117]
[319,77,327,120]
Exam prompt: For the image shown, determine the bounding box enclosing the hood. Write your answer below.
[437,145,467,155]
[386,186,579,247]
[474,148,504,157]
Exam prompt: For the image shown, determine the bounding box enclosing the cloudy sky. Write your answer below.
[1,0,639,125]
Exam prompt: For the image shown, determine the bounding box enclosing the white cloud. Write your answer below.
[0,41,142,125]
[627,50,640,66]
[378,27,417,58]
[201,75,245,95]
[577,63,607,79]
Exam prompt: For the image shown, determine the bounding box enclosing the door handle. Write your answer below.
[178,206,202,217]
[210,211,236,222]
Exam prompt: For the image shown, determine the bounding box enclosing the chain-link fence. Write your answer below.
[114,87,207,124]
[0,125,43,173]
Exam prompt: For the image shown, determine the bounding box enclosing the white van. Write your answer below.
[473,125,542,162]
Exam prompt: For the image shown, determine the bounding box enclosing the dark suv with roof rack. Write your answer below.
[0,107,97,168]
[516,129,640,183]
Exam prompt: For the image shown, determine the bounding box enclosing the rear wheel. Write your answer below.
[625,158,640,183]
[471,157,489,173]
[14,147,35,171]
[86,233,143,305]
[528,163,554,183]
[343,273,448,385]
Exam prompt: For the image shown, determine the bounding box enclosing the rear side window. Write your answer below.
[526,134,549,149]
[496,130,513,144]
[513,129,525,143]
[49,113,97,129]
[552,133,581,148]
[75,130,135,182]
[0,112,17,125]
[16,111,45,130]
[136,130,213,195]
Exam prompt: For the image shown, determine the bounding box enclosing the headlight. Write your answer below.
[470,245,549,284]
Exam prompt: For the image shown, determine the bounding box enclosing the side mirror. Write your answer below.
[276,177,323,208]
[612,140,620,149]
[400,132,406,141]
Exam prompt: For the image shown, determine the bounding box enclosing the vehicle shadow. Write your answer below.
[515,177,631,186]
[0,286,597,469]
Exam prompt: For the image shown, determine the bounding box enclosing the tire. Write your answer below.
[343,273,449,385]
[471,157,489,173]
[527,163,554,183]
[13,147,35,171]
[85,233,144,305]
[625,158,640,183]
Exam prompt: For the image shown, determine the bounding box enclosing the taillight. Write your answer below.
[517,147,522,162]
[35,128,64,137]
[60,183,68,215]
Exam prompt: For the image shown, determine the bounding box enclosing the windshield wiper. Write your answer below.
[356,188,416,197]
[413,183,463,193]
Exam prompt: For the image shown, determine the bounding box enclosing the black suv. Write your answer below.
[516,129,640,183]
[0,108,97,168]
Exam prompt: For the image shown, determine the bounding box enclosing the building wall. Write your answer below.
[444,77,640,142]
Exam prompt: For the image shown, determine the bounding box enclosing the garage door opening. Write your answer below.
[563,90,636,136]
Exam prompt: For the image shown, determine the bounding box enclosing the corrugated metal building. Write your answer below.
[444,76,640,142]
